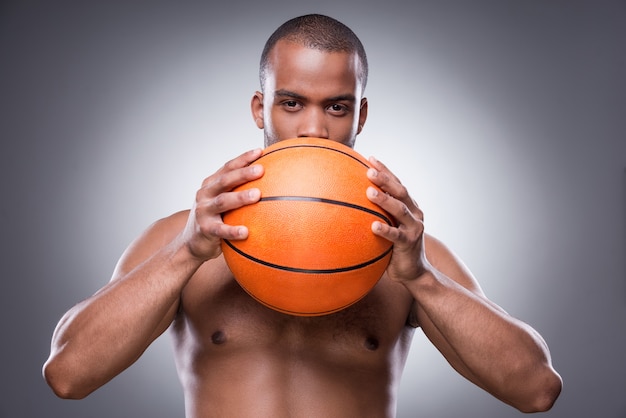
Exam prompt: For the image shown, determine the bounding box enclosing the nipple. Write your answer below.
[211,330,227,345]
[364,336,379,351]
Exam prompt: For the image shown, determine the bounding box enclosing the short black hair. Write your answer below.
[259,14,368,92]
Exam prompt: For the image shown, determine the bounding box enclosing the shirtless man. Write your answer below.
[43,14,562,417]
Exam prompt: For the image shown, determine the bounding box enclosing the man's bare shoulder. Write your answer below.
[152,209,189,236]
[423,233,484,295]
[138,210,190,246]
[110,210,190,280]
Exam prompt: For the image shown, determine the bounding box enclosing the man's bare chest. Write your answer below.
[175,257,414,355]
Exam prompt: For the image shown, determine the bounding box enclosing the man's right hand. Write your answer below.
[182,148,264,261]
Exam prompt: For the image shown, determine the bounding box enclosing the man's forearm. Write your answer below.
[408,269,562,412]
[43,234,202,398]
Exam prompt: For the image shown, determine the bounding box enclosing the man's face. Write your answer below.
[252,40,368,148]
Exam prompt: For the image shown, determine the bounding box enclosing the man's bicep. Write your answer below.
[110,210,189,282]
[423,234,485,296]
[107,210,190,338]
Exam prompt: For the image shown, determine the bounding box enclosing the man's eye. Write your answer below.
[328,104,348,114]
[281,101,301,111]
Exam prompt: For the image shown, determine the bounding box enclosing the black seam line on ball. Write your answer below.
[259,196,393,225]
[260,144,369,168]
[223,239,393,274]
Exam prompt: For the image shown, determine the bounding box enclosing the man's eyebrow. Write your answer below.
[274,89,356,103]
[327,94,357,102]
[275,89,306,100]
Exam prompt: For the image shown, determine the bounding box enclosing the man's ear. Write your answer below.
[357,97,368,134]
[251,92,264,129]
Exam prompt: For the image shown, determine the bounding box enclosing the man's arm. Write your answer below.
[365,156,562,412]
[43,148,264,399]
[411,235,561,412]
[43,213,199,399]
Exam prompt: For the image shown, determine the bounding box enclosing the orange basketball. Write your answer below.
[221,137,394,316]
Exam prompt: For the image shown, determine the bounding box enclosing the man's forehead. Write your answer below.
[267,40,360,75]
[264,41,361,94]
[273,88,357,103]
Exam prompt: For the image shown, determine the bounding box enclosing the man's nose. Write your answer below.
[297,108,329,139]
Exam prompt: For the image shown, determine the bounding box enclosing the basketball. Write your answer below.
[221,137,394,316]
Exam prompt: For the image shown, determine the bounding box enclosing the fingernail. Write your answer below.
[367,186,378,197]
[248,188,261,200]
[368,168,378,177]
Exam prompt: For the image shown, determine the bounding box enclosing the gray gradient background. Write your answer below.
[1,1,625,417]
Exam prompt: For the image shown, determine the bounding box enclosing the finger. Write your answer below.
[371,219,401,243]
[206,222,250,241]
[202,148,263,188]
[368,156,398,178]
[192,188,261,244]
[201,161,264,198]
[367,156,400,183]
[367,157,422,218]
[371,215,425,249]
[226,147,264,171]
[196,187,261,218]
[366,158,410,204]
[367,186,417,227]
